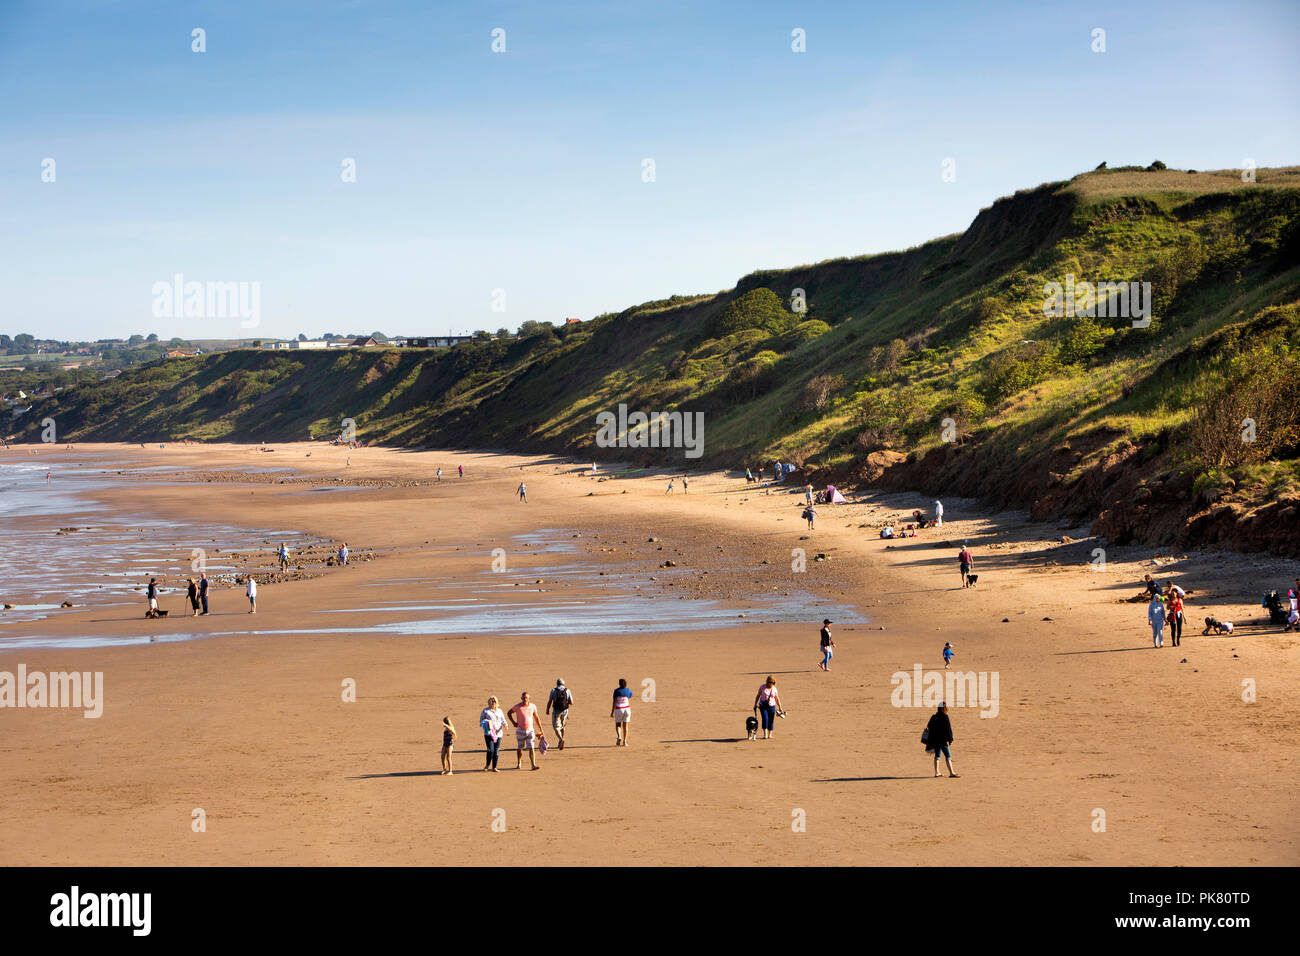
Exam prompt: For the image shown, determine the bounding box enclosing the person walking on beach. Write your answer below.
[278,542,290,571]
[440,717,456,775]
[186,578,200,617]
[199,572,209,615]
[1167,589,1184,647]
[480,696,507,772]
[925,703,958,777]
[818,619,834,671]
[246,576,257,614]
[958,543,974,588]
[665,478,674,494]
[934,499,944,527]
[803,503,816,530]
[1147,593,1166,647]
[805,484,814,507]
[546,678,573,750]
[753,676,782,739]
[507,691,542,770]
[458,464,463,478]
[146,577,158,615]
[611,678,633,746]
[682,475,688,494]
[943,642,954,669]
[339,543,349,565]
[517,482,527,503]
[436,467,442,482]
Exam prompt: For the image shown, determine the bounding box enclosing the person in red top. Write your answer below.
[958,544,974,588]
[1167,591,1184,647]
[507,691,543,771]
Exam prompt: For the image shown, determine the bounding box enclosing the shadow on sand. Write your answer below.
[812,776,934,782]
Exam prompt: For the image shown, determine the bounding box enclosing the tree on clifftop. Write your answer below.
[713,288,798,338]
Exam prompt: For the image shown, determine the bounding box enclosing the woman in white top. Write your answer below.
[480,696,508,772]
[246,576,257,614]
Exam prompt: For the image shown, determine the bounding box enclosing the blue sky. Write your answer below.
[2,0,1297,342]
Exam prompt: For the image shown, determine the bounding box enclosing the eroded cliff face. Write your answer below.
[794,435,1300,560]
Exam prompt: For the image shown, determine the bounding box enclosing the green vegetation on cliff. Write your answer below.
[14,165,1300,553]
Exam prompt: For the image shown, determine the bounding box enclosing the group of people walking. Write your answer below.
[1143,575,1186,648]
[442,678,634,773]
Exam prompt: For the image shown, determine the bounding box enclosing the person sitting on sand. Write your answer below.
[1289,590,1300,631]
[880,526,895,539]
[1143,574,1161,598]
[925,703,958,777]
[1203,616,1234,635]
[440,717,456,775]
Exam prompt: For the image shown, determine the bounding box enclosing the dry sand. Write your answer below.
[0,442,1296,865]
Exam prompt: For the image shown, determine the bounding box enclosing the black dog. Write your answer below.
[966,574,979,587]
[745,715,759,740]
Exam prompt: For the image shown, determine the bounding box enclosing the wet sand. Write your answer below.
[0,442,1296,865]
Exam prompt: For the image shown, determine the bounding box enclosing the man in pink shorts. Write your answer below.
[508,691,543,770]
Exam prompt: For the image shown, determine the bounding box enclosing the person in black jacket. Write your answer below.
[186,578,201,617]
[926,703,959,778]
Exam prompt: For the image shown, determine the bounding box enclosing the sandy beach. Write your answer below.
[0,442,1296,866]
